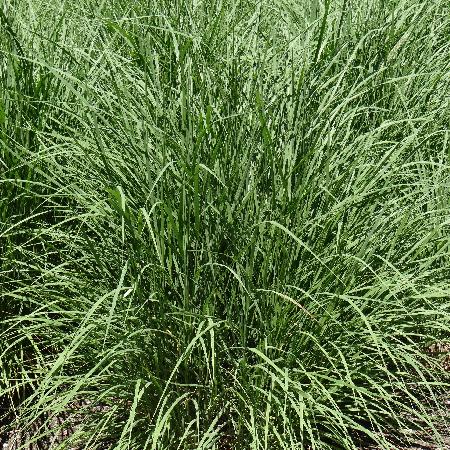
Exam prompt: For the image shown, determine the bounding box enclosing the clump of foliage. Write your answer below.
[1,0,449,448]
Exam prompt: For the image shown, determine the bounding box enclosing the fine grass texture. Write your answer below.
[1,0,450,448]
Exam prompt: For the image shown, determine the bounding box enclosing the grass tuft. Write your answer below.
[1,0,450,448]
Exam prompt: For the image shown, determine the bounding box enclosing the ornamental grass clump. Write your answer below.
[1,0,449,448]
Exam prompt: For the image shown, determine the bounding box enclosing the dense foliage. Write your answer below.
[1,0,449,448]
